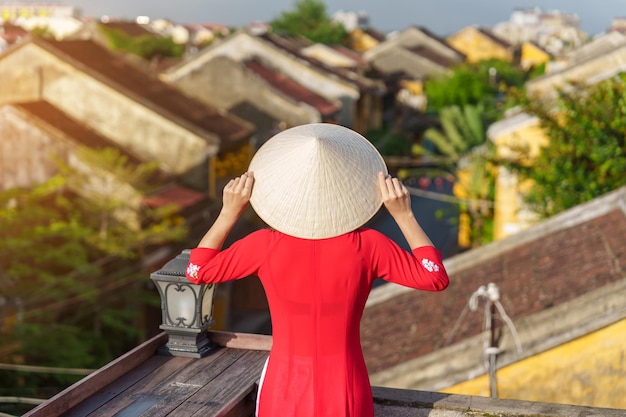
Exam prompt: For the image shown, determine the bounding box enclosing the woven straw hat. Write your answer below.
[248,123,388,239]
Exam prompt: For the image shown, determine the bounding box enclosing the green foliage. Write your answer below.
[0,178,96,301]
[56,147,187,257]
[510,76,626,218]
[271,0,347,44]
[99,25,184,60]
[0,147,188,397]
[29,25,54,38]
[425,59,530,123]
[418,104,486,160]
[367,126,414,156]
[417,104,495,246]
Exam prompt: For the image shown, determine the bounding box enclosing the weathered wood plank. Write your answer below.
[222,388,258,417]
[137,348,250,417]
[61,354,172,417]
[172,350,268,417]
[208,330,272,351]
[90,348,237,416]
[23,332,168,417]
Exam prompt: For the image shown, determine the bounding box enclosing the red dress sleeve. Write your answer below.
[361,228,449,291]
[185,229,271,284]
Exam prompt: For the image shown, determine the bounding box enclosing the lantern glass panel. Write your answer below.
[164,283,197,327]
[201,285,215,325]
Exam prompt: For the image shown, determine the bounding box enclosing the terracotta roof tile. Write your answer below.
[245,58,341,117]
[13,101,207,211]
[259,33,378,91]
[407,45,459,68]
[361,190,626,373]
[143,183,206,209]
[477,27,513,49]
[1,22,28,44]
[32,38,253,145]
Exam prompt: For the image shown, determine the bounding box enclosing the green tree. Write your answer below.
[99,25,184,60]
[271,0,347,44]
[57,147,186,257]
[509,76,626,218]
[0,147,188,399]
[412,104,495,247]
[425,59,530,122]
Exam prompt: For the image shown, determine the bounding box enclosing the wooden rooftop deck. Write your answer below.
[22,331,626,417]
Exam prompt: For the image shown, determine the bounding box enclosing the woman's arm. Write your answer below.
[197,171,254,250]
[378,172,434,249]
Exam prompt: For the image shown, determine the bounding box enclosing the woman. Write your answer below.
[186,124,449,417]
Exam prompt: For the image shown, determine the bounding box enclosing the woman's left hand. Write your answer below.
[221,171,254,220]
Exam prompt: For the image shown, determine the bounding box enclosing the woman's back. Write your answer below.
[188,228,448,417]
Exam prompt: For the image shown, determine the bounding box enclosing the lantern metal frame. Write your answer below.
[150,249,216,358]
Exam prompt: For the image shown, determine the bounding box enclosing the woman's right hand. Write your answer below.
[378,172,433,249]
[378,172,412,219]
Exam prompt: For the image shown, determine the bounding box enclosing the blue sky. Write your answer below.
[68,0,624,36]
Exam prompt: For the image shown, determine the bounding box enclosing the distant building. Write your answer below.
[0,2,80,21]
[332,10,369,32]
[607,16,626,33]
[493,7,587,56]
[447,26,515,63]
[1,2,83,39]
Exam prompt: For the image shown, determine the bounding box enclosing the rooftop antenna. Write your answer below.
[441,282,522,398]
[469,282,522,398]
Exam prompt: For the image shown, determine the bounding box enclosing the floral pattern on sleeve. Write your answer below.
[421,258,440,272]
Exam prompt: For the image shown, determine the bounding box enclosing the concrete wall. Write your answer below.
[442,319,626,409]
[0,104,144,228]
[520,42,551,70]
[447,27,513,63]
[488,113,547,240]
[0,105,67,190]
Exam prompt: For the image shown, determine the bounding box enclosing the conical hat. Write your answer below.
[248,123,388,239]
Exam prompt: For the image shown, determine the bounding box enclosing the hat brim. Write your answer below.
[248,123,388,239]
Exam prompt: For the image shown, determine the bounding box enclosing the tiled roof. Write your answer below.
[1,22,28,44]
[329,44,369,67]
[362,187,626,374]
[409,25,465,58]
[227,100,279,135]
[245,58,341,117]
[13,100,206,209]
[13,100,144,165]
[30,38,253,145]
[362,27,387,42]
[143,183,206,210]
[259,32,379,91]
[407,45,459,68]
[477,27,514,49]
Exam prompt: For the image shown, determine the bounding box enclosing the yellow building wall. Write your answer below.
[520,43,551,70]
[348,28,380,53]
[441,319,626,409]
[491,120,548,240]
[453,167,471,248]
[447,27,513,63]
